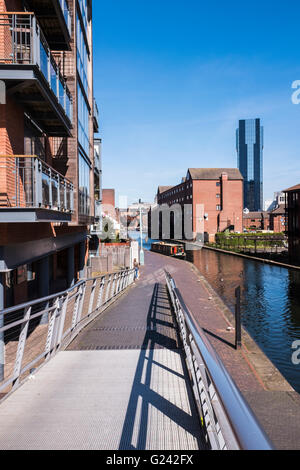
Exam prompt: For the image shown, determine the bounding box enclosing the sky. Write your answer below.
[92,0,300,206]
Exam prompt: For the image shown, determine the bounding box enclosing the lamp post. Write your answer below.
[140,205,144,265]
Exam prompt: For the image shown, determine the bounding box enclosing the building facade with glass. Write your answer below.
[0,0,99,311]
[236,119,264,211]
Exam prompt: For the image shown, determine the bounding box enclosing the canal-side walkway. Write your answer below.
[0,251,299,450]
[0,253,205,450]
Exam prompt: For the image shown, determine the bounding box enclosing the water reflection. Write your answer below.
[189,248,300,394]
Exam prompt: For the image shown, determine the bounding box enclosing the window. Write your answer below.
[77,84,90,156]
[79,151,91,215]
[216,194,220,198]
[77,16,89,95]
[216,205,221,211]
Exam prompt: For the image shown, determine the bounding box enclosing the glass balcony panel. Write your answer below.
[50,61,57,96]
[58,77,65,111]
[42,171,50,207]
[51,177,59,209]
[60,182,65,210]
[40,41,49,81]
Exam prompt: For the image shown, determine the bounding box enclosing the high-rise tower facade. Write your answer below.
[236,119,264,211]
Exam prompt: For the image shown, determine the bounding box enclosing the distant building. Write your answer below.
[265,192,285,212]
[269,205,286,232]
[243,211,270,231]
[237,119,264,211]
[102,189,116,219]
[154,168,244,242]
[284,184,300,264]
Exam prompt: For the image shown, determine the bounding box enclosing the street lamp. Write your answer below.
[140,205,144,266]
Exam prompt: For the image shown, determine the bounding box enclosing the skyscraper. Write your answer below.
[236,119,264,211]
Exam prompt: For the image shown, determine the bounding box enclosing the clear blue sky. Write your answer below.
[92,0,300,206]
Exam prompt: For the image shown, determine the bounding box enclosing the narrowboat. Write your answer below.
[151,242,186,258]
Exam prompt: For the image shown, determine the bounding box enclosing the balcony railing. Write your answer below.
[0,13,73,123]
[0,155,74,213]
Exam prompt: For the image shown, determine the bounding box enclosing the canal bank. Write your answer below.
[140,250,300,449]
[203,244,300,271]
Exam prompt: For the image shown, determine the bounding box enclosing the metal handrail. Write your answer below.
[0,154,74,212]
[0,268,135,396]
[165,270,273,451]
[0,12,73,122]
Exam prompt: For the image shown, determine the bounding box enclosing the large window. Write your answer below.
[78,0,88,31]
[77,15,89,95]
[79,151,91,215]
[77,83,90,156]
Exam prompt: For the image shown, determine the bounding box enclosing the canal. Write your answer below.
[132,232,300,394]
[188,248,300,394]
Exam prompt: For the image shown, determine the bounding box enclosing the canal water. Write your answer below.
[189,248,300,394]
[132,232,300,394]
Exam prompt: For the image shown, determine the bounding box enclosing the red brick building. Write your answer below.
[0,0,98,309]
[269,205,286,233]
[243,211,270,231]
[155,168,243,242]
[284,184,300,264]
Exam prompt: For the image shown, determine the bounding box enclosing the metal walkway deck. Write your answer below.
[0,271,204,450]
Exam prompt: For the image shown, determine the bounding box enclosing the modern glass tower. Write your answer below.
[236,119,264,211]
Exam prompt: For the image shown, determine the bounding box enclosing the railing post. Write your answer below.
[34,158,42,207]
[72,283,86,328]
[49,168,53,208]
[96,277,105,309]
[88,279,97,315]
[57,174,61,210]
[12,306,32,389]
[111,274,117,298]
[115,272,121,294]
[105,275,112,303]
[45,297,61,359]
[55,294,69,349]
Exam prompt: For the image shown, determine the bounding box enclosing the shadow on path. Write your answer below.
[118,283,203,450]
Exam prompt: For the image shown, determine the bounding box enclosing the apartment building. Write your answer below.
[284,184,300,264]
[155,168,243,242]
[0,0,98,309]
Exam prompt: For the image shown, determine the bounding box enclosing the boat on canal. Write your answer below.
[151,241,186,258]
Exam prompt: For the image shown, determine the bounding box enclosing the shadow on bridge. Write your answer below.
[118,283,204,450]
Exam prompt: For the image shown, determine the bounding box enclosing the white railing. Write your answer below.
[0,268,135,398]
[165,270,273,451]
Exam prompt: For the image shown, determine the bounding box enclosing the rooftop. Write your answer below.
[188,168,243,180]
[284,184,300,192]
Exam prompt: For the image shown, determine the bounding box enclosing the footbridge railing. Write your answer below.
[0,268,135,398]
[165,270,273,451]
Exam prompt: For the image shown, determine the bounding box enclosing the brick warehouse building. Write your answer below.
[0,0,98,309]
[284,184,300,264]
[153,168,243,242]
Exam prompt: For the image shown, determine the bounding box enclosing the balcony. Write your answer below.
[93,98,99,133]
[0,13,73,136]
[24,0,72,50]
[0,155,74,222]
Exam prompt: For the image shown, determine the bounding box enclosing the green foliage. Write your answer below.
[215,232,285,249]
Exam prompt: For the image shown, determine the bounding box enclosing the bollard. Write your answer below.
[235,286,242,350]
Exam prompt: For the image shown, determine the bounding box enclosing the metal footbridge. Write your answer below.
[0,258,272,450]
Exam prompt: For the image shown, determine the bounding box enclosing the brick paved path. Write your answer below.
[0,250,299,450]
